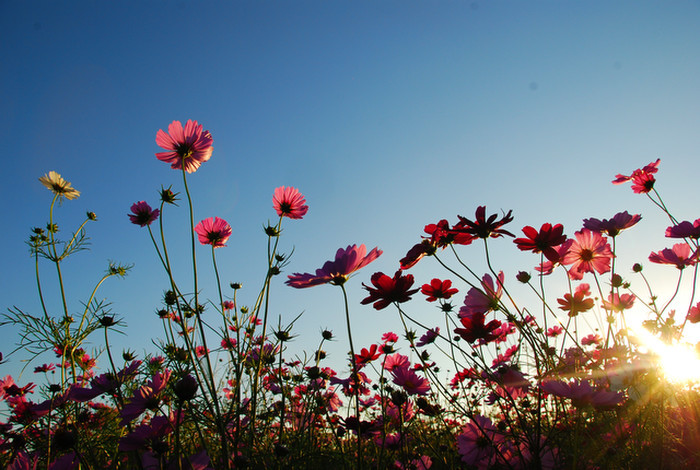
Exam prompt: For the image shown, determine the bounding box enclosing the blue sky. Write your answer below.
[2,1,700,380]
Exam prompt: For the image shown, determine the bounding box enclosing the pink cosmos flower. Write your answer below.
[459,272,504,318]
[557,283,595,317]
[649,243,700,269]
[581,334,603,346]
[456,415,502,467]
[421,278,458,302]
[583,211,642,237]
[540,378,624,409]
[194,217,232,248]
[416,327,440,347]
[382,332,399,343]
[687,302,700,323]
[273,186,309,219]
[391,365,430,396]
[128,201,160,227]
[560,230,613,280]
[514,223,567,262]
[383,353,410,372]
[286,244,382,288]
[612,159,660,194]
[666,219,700,239]
[546,326,564,337]
[120,370,172,425]
[602,293,636,312]
[155,120,213,173]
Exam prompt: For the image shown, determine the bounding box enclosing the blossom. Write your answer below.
[546,326,564,337]
[456,415,502,467]
[557,283,595,317]
[514,223,567,262]
[39,171,80,200]
[540,378,624,409]
[286,244,382,288]
[355,344,381,365]
[399,240,435,270]
[383,353,410,372]
[128,201,160,227]
[612,159,660,194]
[666,219,700,239]
[194,217,232,248]
[560,230,614,280]
[459,272,504,318]
[602,293,635,312]
[120,370,172,425]
[583,211,642,237]
[581,334,603,346]
[649,243,700,269]
[361,271,419,310]
[687,302,700,323]
[391,365,430,396]
[155,120,213,173]
[416,328,440,347]
[453,206,515,239]
[273,186,308,219]
[454,312,502,344]
[382,332,399,343]
[421,279,458,302]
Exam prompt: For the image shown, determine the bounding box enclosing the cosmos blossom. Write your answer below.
[421,279,458,302]
[416,327,440,347]
[459,272,505,318]
[194,217,232,248]
[454,312,502,344]
[583,211,642,237]
[38,171,80,200]
[273,186,309,219]
[128,201,160,227]
[286,244,382,288]
[456,415,502,467]
[557,283,595,317]
[560,230,613,280]
[514,223,567,262]
[540,378,624,410]
[391,365,430,396]
[602,293,636,312]
[453,206,515,239]
[666,219,700,239]
[361,271,419,310]
[612,159,660,194]
[120,370,172,425]
[648,243,700,269]
[155,120,213,173]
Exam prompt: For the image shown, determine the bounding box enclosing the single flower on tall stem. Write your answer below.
[155,120,213,173]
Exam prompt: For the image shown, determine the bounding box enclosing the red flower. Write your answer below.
[453,206,515,239]
[355,344,381,365]
[612,159,660,194]
[400,240,436,270]
[649,243,700,269]
[602,293,635,312]
[454,312,502,344]
[195,217,232,248]
[421,279,458,302]
[128,201,160,227]
[666,219,700,239]
[687,302,700,323]
[583,211,642,237]
[273,186,309,219]
[287,244,382,288]
[361,271,419,310]
[155,120,213,173]
[560,230,614,280]
[557,283,595,317]
[514,223,567,262]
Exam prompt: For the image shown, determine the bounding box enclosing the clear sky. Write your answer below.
[2,1,700,380]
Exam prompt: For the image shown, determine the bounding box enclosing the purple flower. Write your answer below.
[128,201,160,227]
[286,244,382,288]
[666,219,700,239]
[583,211,641,237]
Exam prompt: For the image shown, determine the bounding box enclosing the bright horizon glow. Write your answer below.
[630,325,700,384]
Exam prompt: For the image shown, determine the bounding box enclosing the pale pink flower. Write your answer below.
[155,120,213,173]
[602,293,635,312]
[286,244,382,288]
[194,217,232,248]
[560,230,613,280]
[273,186,309,219]
[649,243,700,269]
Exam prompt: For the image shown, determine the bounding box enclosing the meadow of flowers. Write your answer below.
[3,120,700,469]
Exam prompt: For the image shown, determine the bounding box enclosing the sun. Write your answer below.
[631,326,700,384]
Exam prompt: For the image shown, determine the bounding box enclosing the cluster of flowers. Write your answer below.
[3,121,700,469]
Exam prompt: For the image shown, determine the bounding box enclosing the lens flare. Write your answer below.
[631,326,700,383]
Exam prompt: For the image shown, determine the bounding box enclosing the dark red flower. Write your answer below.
[514,223,567,262]
[666,219,700,239]
[612,159,660,194]
[583,211,642,237]
[454,312,502,344]
[361,271,419,310]
[400,240,436,270]
[421,279,459,302]
[453,206,515,239]
[355,344,381,365]
[425,219,474,247]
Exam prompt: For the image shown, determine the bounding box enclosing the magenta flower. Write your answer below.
[560,230,614,280]
[459,272,504,318]
[286,244,382,288]
[540,378,624,409]
[391,365,430,396]
[666,219,700,239]
[453,206,515,239]
[128,201,160,227]
[194,217,232,248]
[602,293,636,312]
[361,271,419,310]
[583,211,642,237]
[612,159,660,194]
[649,243,700,269]
[273,186,309,219]
[456,415,502,467]
[155,120,213,173]
[416,327,440,347]
[514,223,567,262]
[120,370,172,425]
